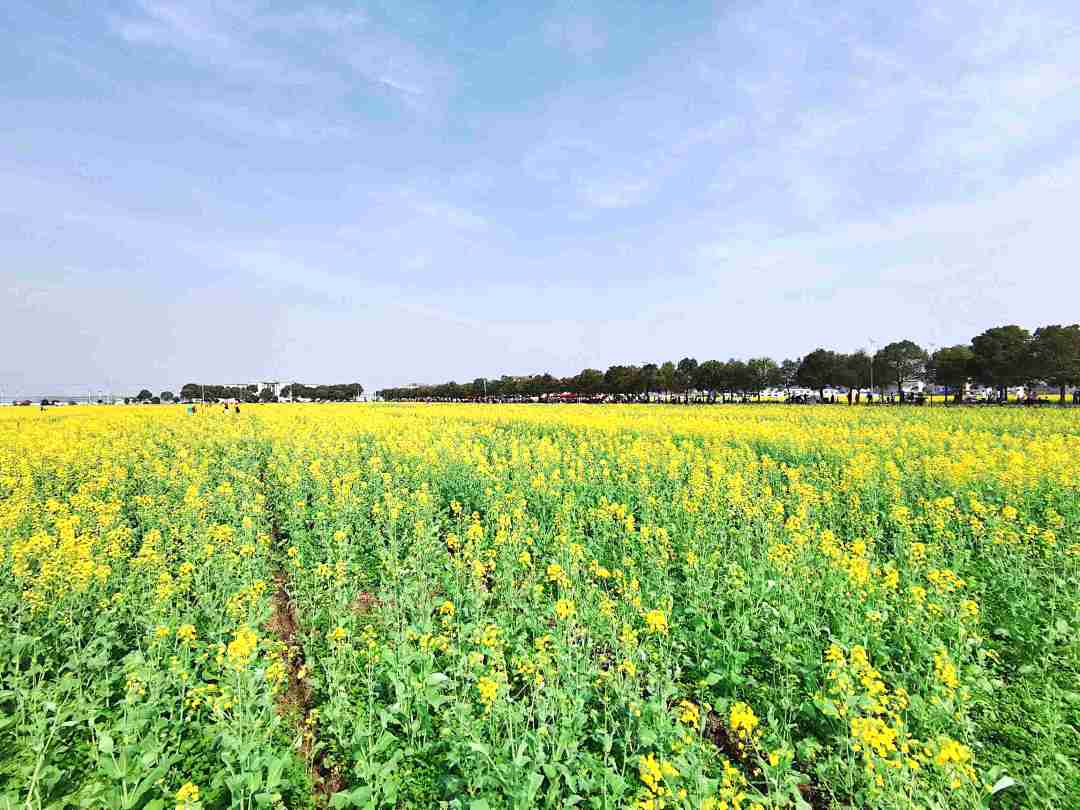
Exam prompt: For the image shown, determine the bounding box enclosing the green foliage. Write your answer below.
[971,325,1034,392]
[929,345,975,398]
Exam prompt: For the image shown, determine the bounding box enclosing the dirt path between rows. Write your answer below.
[267,574,344,801]
[258,453,344,805]
[703,711,831,810]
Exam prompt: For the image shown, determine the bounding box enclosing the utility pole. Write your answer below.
[868,339,876,404]
[926,342,936,407]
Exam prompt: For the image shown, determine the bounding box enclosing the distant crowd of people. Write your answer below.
[184,402,241,415]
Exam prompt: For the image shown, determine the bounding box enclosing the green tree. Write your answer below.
[971,325,1033,401]
[573,368,604,396]
[724,359,753,399]
[160,390,175,402]
[658,362,676,396]
[136,389,153,402]
[694,360,723,401]
[746,357,778,400]
[604,365,640,398]
[837,351,872,396]
[639,363,659,398]
[675,357,698,401]
[873,341,928,402]
[1031,324,1080,403]
[796,349,841,400]
[777,359,800,391]
[929,345,974,403]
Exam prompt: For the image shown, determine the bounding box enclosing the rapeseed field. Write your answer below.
[1,404,1077,809]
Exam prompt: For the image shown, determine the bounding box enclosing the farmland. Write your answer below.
[1,404,1078,810]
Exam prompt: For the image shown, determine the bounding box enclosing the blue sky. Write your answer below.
[4,0,1080,396]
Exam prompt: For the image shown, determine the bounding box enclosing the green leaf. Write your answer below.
[265,758,284,791]
[97,733,114,756]
[370,731,397,755]
[349,786,373,805]
[469,800,491,810]
[130,757,176,804]
[813,697,840,719]
[603,770,626,792]
[99,758,121,780]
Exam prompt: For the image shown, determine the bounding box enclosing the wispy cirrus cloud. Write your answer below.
[109,1,454,111]
[515,0,1080,228]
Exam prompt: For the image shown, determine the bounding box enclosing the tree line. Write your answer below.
[377,323,1080,404]
[279,383,364,401]
[122,383,367,403]
[39,382,366,405]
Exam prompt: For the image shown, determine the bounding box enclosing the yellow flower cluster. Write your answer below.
[637,753,681,809]
[175,781,200,809]
[226,626,258,669]
[728,702,760,755]
[643,608,668,634]
[477,675,500,710]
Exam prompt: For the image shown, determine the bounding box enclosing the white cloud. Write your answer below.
[109,1,452,108]
[691,153,1080,345]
